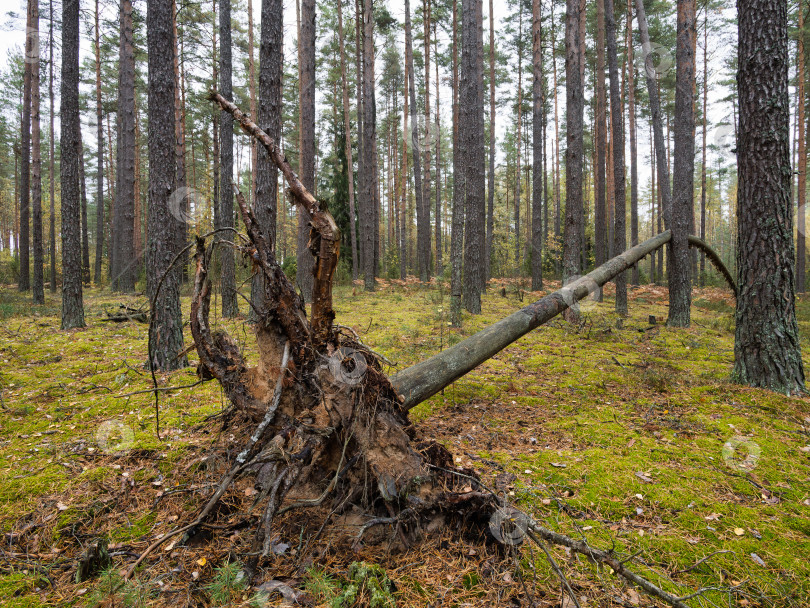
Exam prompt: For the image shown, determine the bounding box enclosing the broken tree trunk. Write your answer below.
[392,231,735,409]
[191,93,735,606]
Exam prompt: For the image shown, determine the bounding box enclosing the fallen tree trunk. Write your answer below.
[185,93,736,607]
[392,230,736,409]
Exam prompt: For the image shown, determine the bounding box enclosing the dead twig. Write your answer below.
[673,550,735,575]
[114,379,211,399]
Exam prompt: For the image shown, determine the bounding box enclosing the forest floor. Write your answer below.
[0,278,808,607]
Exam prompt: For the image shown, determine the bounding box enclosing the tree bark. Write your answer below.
[31,0,44,304]
[434,22,443,277]
[531,0,543,290]
[594,0,607,271]
[252,0,283,319]
[247,0,257,208]
[113,0,136,293]
[605,0,626,315]
[514,8,524,274]
[699,5,708,286]
[552,1,561,268]
[298,0,316,301]
[220,0,238,317]
[60,0,84,329]
[393,231,735,409]
[450,0,464,325]
[404,0,429,283]
[734,0,805,394]
[669,0,695,326]
[485,0,496,283]
[174,3,188,284]
[94,0,105,286]
[423,0,434,279]
[337,0,359,282]
[19,0,33,292]
[797,0,806,293]
[462,0,486,314]
[147,0,186,369]
[79,135,90,289]
[48,0,56,292]
[563,0,584,322]
[636,0,673,281]
[627,0,639,286]
[361,0,379,291]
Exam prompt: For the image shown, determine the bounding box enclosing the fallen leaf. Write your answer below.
[551,462,567,468]
[626,588,641,605]
[750,553,766,567]
[196,557,207,566]
[635,471,654,483]
[704,513,721,521]
[734,528,745,536]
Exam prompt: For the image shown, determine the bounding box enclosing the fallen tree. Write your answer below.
[393,231,735,408]
[142,92,738,607]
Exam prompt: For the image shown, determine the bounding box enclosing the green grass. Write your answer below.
[0,280,808,606]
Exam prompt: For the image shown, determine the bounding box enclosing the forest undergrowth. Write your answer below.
[0,279,808,607]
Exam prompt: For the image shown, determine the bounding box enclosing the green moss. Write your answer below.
[2,282,810,605]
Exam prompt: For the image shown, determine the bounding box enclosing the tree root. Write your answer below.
[149,92,738,608]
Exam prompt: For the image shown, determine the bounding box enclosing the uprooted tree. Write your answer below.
[136,92,737,608]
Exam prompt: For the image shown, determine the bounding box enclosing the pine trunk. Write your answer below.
[113,0,136,293]
[450,0,464,324]
[485,0,495,282]
[461,0,485,314]
[563,0,584,322]
[49,0,56,291]
[252,0,283,320]
[423,0,434,279]
[147,0,186,369]
[220,0,238,317]
[594,0,607,271]
[605,0,626,314]
[79,135,90,288]
[669,0,695,326]
[93,0,104,285]
[298,0,316,301]
[636,0,673,281]
[31,0,44,303]
[797,1,806,293]
[337,0,359,281]
[19,0,33,292]
[627,0,639,285]
[60,0,84,329]
[531,0,543,290]
[699,6,708,286]
[361,0,378,291]
[734,0,804,394]
[434,24,443,277]
[404,0,429,283]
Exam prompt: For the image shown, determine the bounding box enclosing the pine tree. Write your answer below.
[461,0,485,313]
[60,0,85,329]
[669,0,696,326]
[563,0,584,323]
[30,0,44,304]
[734,0,805,394]
[147,0,186,369]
